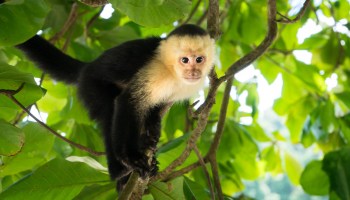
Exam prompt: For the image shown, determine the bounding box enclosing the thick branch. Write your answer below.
[153,101,214,181]
[207,0,220,39]
[160,0,279,186]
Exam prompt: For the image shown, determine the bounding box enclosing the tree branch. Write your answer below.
[50,2,80,43]
[219,0,277,83]
[0,84,105,156]
[275,0,310,24]
[193,145,215,200]
[79,0,108,7]
[182,0,202,25]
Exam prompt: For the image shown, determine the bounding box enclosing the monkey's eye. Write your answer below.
[181,57,190,64]
[196,56,204,63]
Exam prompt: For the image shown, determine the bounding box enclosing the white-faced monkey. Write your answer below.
[16,24,216,189]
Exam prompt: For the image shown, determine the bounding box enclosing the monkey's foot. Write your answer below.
[116,152,155,178]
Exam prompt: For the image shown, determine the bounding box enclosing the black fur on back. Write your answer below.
[168,24,208,37]
[16,35,86,84]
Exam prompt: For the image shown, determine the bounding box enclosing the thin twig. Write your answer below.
[209,156,223,199]
[196,9,209,26]
[206,77,233,200]
[153,101,214,181]
[182,0,202,25]
[276,0,310,23]
[193,146,215,200]
[50,3,80,43]
[219,0,277,83]
[207,77,233,156]
[0,84,105,156]
[80,0,108,7]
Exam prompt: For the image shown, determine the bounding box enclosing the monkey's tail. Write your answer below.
[16,35,86,84]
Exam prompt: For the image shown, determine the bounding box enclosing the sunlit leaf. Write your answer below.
[285,152,303,185]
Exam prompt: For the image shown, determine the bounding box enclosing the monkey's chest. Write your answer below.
[148,79,205,105]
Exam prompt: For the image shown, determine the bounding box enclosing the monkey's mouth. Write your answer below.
[184,76,201,83]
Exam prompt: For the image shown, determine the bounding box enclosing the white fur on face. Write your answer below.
[132,34,216,109]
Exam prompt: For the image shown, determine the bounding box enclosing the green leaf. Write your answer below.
[0,64,44,108]
[262,145,282,173]
[335,91,350,110]
[0,122,54,177]
[322,148,350,200]
[285,152,303,185]
[110,0,191,27]
[0,119,24,156]
[164,103,187,140]
[0,158,110,200]
[237,3,266,44]
[233,154,260,180]
[319,32,345,69]
[68,123,105,155]
[298,33,329,50]
[157,133,197,171]
[183,177,211,200]
[149,177,185,200]
[0,0,49,46]
[300,160,329,195]
[258,56,281,84]
[339,114,350,143]
[60,89,92,124]
[73,183,117,200]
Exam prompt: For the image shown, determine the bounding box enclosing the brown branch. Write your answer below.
[49,3,80,43]
[193,146,215,200]
[209,156,223,199]
[158,0,279,187]
[118,172,147,200]
[275,0,310,24]
[206,77,233,200]
[207,0,220,39]
[153,100,214,181]
[219,0,277,83]
[207,77,233,156]
[79,0,108,7]
[0,84,105,156]
[152,0,221,185]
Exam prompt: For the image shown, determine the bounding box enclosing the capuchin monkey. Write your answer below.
[16,24,215,189]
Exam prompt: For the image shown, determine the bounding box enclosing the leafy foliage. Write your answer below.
[0,0,350,199]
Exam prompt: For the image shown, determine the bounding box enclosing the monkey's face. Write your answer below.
[177,55,207,84]
[160,35,215,85]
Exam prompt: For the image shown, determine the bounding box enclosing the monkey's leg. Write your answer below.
[78,79,130,180]
[112,92,152,177]
[139,104,167,176]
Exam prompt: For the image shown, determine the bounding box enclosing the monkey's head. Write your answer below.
[159,25,216,85]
